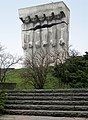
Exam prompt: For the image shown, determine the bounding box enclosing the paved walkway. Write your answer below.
[0,115,88,120]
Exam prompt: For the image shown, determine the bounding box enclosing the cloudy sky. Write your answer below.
[0,0,88,57]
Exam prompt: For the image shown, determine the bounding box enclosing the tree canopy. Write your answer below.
[53,52,88,88]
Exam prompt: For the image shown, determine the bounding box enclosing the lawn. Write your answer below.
[5,68,69,90]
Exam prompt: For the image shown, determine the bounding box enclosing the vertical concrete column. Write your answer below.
[34,22,40,53]
[48,20,56,55]
[21,24,28,51]
[56,23,61,52]
[25,23,34,56]
[61,23,69,57]
[41,20,48,52]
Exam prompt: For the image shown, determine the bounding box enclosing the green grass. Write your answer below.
[5,68,69,90]
[45,73,70,89]
[6,68,32,90]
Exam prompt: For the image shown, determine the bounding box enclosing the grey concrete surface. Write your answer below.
[0,115,88,120]
[19,2,70,60]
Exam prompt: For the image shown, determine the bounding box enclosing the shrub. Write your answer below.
[0,90,7,114]
[53,52,88,88]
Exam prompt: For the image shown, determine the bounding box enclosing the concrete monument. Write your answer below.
[18,1,70,58]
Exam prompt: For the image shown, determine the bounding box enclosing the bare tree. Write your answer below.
[0,43,22,82]
[22,49,56,89]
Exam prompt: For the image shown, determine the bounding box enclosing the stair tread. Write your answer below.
[4,109,88,117]
[6,100,88,106]
[7,96,88,101]
[6,100,88,102]
[4,109,88,115]
[8,96,88,98]
[7,89,88,93]
[4,89,88,117]
[5,104,88,111]
[7,93,88,96]
[4,109,88,112]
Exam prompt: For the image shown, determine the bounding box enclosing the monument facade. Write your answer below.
[18,1,70,58]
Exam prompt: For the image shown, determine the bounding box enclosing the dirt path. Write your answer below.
[0,115,88,120]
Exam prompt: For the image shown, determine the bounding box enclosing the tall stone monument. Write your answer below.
[18,1,70,58]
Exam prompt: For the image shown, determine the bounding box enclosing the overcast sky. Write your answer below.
[0,0,88,57]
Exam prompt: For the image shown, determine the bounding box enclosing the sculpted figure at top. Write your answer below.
[18,1,70,57]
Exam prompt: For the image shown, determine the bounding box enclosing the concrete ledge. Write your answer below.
[0,83,16,90]
[0,115,87,120]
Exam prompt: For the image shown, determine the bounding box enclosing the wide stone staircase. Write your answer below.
[3,89,88,117]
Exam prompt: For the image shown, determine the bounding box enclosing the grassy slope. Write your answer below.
[6,68,32,90]
[5,68,69,90]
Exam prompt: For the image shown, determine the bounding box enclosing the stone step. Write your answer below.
[8,96,88,101]
[4,89,88,117]
[6,100,88,106]
[3,109,88,117]
[7,92,88,96]
[7,89,88,93]
[5,104,88,111]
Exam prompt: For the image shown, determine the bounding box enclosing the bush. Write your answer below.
[53,52,88,88]
[0,90,7,114]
